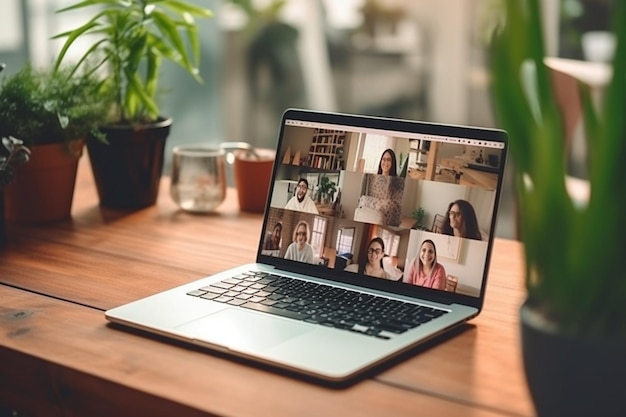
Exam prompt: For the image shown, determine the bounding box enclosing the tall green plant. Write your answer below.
[490,0,626,338]
[53,0,212,124]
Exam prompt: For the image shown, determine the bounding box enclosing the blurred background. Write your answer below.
[0,0,614,239]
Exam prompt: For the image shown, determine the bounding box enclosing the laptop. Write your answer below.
[105,108,508,386]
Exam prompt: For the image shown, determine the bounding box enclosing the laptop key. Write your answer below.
[200,286,228,294]
[375,322,409,334]
[211,281,235,289]
[266,293,284,301]
[244,276,262,282]
[390,319,420,330]
[222,278,244,285]
[242,302,311,321]
[250,283,266,290]
[200,292,220,300]
[235,293,253,300]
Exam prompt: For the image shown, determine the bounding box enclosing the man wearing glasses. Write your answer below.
[285,178,319,214]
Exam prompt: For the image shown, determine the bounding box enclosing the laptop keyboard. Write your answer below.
[186,271,448,340]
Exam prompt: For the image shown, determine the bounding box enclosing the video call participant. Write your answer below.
[344,237,394,280]
[263,222,282,251]
[442,199,482,240]
[285,178,319,214]
[378,148,398,176]
[284,220,315,264]
[403,239,447,290]
[364,149,403,226]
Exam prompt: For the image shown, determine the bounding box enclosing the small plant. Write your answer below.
[411,207,425,229]
[53,0,213,124]
[0,137,30,188]
[318,175,337,204]
[0,64,113,147]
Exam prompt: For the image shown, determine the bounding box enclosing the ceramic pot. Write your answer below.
[3,140,83,223]
[88,118,172,209]
[521,302,626,417]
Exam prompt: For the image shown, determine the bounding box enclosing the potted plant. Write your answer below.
[489,1,626,415]
[411,207,424,230]
[53,0,213,209]
[317,175,337,204]
[0,63,112,222]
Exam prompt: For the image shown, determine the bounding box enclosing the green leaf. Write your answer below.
[151,10,196,72]
[52,19,101,71]
[145,49,161,100]
[161,0,213,17]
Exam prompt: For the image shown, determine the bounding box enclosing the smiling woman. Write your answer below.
[403,239,447,290]
[284,220,315,264]
[377,149,398,176]
[344,237,394,280]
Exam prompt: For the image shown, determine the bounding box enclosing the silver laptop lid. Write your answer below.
[257,109,508,311]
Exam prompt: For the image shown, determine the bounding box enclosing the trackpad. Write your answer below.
[175,308,313,351]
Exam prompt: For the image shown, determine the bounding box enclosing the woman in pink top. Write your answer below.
[403,239,447,290]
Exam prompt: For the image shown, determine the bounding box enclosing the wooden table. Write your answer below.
[0,158,535,417]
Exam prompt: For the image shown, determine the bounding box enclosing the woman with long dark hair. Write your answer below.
[441,199,482,240]
[377,148,398,176]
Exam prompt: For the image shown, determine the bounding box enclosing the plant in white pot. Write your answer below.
[0,63,112,222]
[53,0,213,209]
[489,1,626,415]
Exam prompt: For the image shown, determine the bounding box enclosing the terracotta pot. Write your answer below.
[87,118,172,209]
[4,141,83,223]
[521,302,626,417]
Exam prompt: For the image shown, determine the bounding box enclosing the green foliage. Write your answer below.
[0,64,113,146]
[489,0,626,338]
[318,175,337,202]
[411,207,425,227]
[53,0,213,124]
[0,137,31,188]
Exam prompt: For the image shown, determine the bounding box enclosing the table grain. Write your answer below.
[0,157,534,417]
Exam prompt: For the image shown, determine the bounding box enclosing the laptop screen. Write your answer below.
[258,109,507,307]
